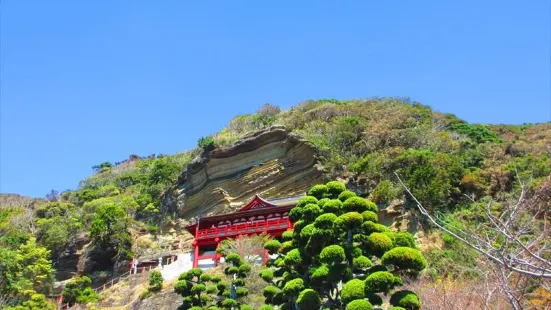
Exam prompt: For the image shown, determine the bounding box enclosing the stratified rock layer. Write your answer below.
[164,126,324,219]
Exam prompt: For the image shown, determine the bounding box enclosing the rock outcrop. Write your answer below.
[164,126,324,219]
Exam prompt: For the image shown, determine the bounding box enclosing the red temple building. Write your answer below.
[184,194,302,268]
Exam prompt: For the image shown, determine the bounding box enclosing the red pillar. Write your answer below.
[193,244,199,268]
[215,238,220,266]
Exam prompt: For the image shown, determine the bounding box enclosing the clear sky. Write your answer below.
[1,1,550,197]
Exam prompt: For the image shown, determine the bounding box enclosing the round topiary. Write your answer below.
[222,298,238,308]
[264,239,282,254]
[200,274,211,282]
[320,245,346,265]
[206,284,218,294]
[361,211,378,223]
[390,290,421,310]
[280,241,294,254]
[318,198,330,207]
[296,196,319,208]
[297,288,321,310]
[282,278,304,296]
[326,181,346,198]
[338,190,357,202]
[341,279,366,303]
[314,213,338,229]
[236,287,248,297]
[365,232,394,257]
[259,305,275,310]
[381,247,427,272]
[393,232,417,248]
[210,275,222,283]
[289,207,304,222]
[189,267,203,277]
[364,271,402,293]
[239,263,252,273]
[335,212,364,230]
[302,204,322,222]
[191,283,206,293]
[343,197,378,213]
[362,221,391,234]
[310,265,329,283]
[259,268,274,281]
[323,199,343,214]
[225,253,241,264]
[225,266,239,275]
[232,278,245,286]
[240,305,253,310]
[300,224,317,240]
[282,230,293,241]
[345,299,373,310]
[263,285,279,297]
[284,249,303,266]
[352,255,372,270]
[308,184,329,199]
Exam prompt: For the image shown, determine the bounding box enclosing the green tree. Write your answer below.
[259,181,426,310]
[89,202,131,260]
[61,276,100,305]
[174,253,252,310]
[148,270,164,292]
[16,237,55,295]
[4,293,56,310]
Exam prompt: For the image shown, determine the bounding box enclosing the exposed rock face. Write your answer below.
[164,126,324,219]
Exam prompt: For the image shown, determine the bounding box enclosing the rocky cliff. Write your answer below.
[164,126,324,219]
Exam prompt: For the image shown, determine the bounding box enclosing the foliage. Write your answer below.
[198,136,216,150]
[260,182,425,309]
[61,276,100,305]
[4,293,56,310]
[148,270,163,292]
[89,201,131,260]
[174,254,251,309]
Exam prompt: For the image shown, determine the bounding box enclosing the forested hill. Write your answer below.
[1,98,550,309]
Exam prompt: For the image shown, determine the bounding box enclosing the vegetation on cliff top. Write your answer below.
[0,97,549,309]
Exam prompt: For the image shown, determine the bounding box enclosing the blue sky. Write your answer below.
[1,1,550,197]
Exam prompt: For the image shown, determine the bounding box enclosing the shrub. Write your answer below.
[282,278,304,296]
[365,232,394,257]
[338,190,356,202]
[362,221,391,234]
[259,305,274,310]
[326,181,346,198]
[361,211,378,223]
[317,198,329,207]
[198,136,215,150]
[341,279,365,303]
[346,299,373,310]
[148,270,163,292]
[370,180,397,204]
[302,204,322,221]
[320,245,345,265]
[264,240,282,254]
[393,232,417,248]
[390,290,421,310]
[281,230,293,240]
[314,213,338,229]
[284,249,303,266]
[352,255,372,270]
[322,199,343,214]
[308,184,328,199]
[297,289,321,310]
[240,305,253,310]
[296,196,319,208]
[364,271,402,293]
[140,288,151,300]
[381,247,427,272]
[342,197,378,213]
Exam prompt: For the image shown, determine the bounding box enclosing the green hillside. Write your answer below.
[1,98,549,309]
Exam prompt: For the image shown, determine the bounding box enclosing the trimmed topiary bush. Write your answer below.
[264,239,282,254]
[326,181,346,198]
[338,190,357,202]
[346,299,374,310]
[352,255,372,270]
[390,290,421,310]
[308,184,329,199]
[282,278,304,296]
[282,230,293,240]
[381,247,427,272]
[343,197,378,213]
[364,271,402,293]
[341,279,365,303]
[365,232,394,257]
[320,245,346,265]
[297,289,321,310]
[314,213,338,229]
[393,232,417,248]
[323,199,343,214]
[296,196,319,208]
[361,210,378,223]
[148,270,163,292]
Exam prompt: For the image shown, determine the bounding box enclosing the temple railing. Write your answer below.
[196,217,290,240]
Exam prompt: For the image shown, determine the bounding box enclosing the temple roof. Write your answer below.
[184,193,303,234]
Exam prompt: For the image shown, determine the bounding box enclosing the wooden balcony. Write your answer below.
[196,217,290,240]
